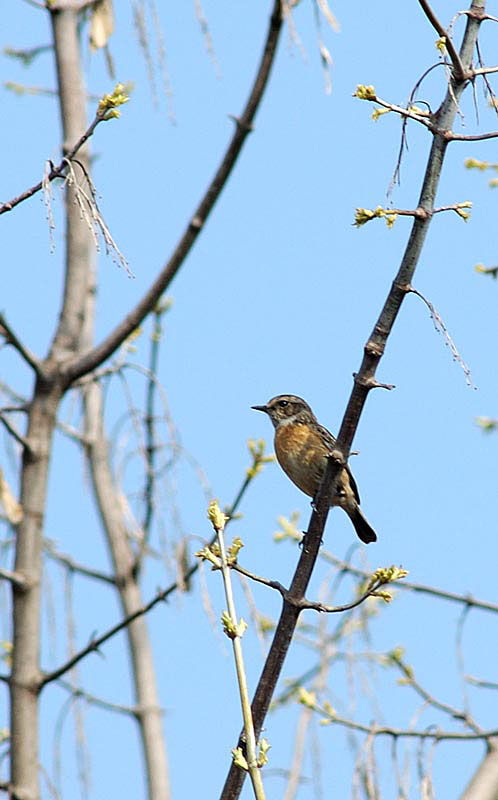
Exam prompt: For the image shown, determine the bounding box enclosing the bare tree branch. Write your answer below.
[39,581,174,687]
[63,0,285,384]
[417,0,466,79]
[318,713,498,741]
[231,562,395,613]
[0,112,104,217]
[0,412,31,452]
[44,541,116,584]
[320,553,498,614]
[220,4,487,798]
[39,445,265,689]
[0,313,43,375]
[390,653,482,734]
[57,679,143,716]
[472,64,498,75]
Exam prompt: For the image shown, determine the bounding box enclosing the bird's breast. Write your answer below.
[274,423,327,497]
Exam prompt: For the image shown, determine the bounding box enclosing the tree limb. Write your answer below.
[0,412,31,452]
[63,0,285,384]
[220,3,486,798]
[0,313,43,375]
[418,0,466,79]
[0,112,104,217]
[320,552,498,614]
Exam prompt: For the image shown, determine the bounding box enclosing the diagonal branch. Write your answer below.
[335,2,483,460]
[0,112,104,217]
[0,313,43,376]
[39,583,171,688]
[38,447,262,689]
[219,3,486,798]
[313,710,498,741]
[63,0,284,385]
[320,553,498,614]
[418,0,466,79]
[232,562,394,613]
[0,412,31,452]
[44,541,116,584]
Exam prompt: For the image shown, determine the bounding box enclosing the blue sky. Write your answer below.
[2,1,498,798]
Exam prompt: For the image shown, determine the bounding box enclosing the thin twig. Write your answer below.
[417,0,466,79]
[390,653,482,734]
[39,583,171,687]
[0,313,43,375]
[0,412,31,452]
[0,112,104,216]
[408,286,473,386]
[39,449,264,688]
[466,675,498,690]
[44,541,116,584]
[57,679,142,716]
[232,563,390,614]
[319,712,498,741]
[475,42,498,118]
[389,62,445,194]
[136,305,167,572]
[320,552,498,614]
[447,129,498,140]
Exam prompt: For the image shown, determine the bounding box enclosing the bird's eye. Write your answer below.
[277,400,288,408]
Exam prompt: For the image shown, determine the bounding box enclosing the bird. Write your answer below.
[252,394,377,544]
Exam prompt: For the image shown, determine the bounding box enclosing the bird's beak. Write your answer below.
[251,404,268,413]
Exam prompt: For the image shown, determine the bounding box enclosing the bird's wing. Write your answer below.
[315,424,362,505]
[315,423,337,450]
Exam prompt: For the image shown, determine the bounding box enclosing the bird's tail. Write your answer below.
[349,506,377,544]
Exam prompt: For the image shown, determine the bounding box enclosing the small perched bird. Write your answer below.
[252,394,377,544]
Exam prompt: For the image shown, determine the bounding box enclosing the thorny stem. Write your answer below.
[220,3,487,798]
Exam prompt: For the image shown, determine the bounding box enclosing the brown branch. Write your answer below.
[417,0,466,79]
[0,313,43,375]
[39,583,171,688]
[232,563,391,613]
[475,42,498,117]
[0,112,103,217]
[368,95,433,127]
[446,129,498,140]
[220,4,486,798]
[334,3,483,460]
[0,412,32,452]
[63,0,285,384]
